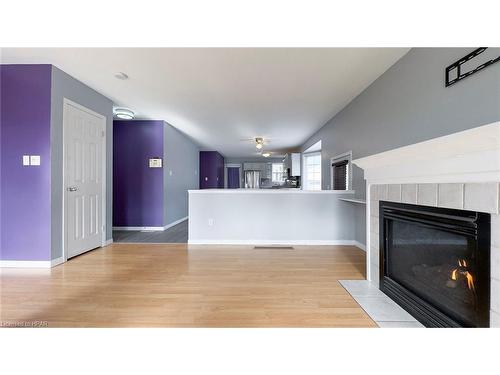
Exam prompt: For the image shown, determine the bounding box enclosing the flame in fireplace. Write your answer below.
[450,259,475,292]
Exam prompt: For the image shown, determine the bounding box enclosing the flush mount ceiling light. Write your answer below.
[114,108,135,120]
[262,152,271,157]
[114,72,129,80]
[255,137,264,149]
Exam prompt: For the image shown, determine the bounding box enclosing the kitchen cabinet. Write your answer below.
[244,162,262,171]
[284,153,301,176]
[291,153,301,176]
[199,151,224,189]
[243,162,273,179]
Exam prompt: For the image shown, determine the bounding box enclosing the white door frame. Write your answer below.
[62,98,107,262]
[224,163,242,188]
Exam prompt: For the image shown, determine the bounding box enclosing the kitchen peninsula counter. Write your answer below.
[188,189,360,246]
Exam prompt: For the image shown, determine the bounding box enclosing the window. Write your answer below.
[331,152,352,190]
[303,152,321,190]
[272,163,284,183]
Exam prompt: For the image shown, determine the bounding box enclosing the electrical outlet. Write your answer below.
[208,218,214,226]
[30,155,41,166]
[23,155,30,166]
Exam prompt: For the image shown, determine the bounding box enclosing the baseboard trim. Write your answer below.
[353,241,366,251]
[51,257,65,267]
[164,216,188,230]
[0,260,52,268]
[112,226,166,231]
[187,239,363,246]
[104,238,114,246]
[113,216,188,232]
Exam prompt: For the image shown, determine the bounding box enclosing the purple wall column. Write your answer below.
[113,120,164,227]
[0,65,52,261]
[199,151,224,189]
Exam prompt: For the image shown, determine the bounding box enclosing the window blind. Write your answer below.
[332,160,348,190]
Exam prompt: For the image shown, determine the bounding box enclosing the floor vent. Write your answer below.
[253,246,294,250]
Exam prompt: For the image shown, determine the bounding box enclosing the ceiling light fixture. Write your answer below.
[262,152,271,157]
[114,72,129,80]
[114,108,135,120]
[255,137,264,149]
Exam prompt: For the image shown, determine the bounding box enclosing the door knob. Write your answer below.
[67,186,78,192]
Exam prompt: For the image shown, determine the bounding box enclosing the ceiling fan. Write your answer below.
[239,137,272,150]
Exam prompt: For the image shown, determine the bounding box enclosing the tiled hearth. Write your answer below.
[340,280,424,328]
[369,182,500,327]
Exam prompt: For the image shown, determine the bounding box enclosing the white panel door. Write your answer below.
[64,101,105,259]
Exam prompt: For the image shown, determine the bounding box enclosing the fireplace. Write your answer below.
[379,201,491,327]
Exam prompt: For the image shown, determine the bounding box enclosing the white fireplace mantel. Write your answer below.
[352,120,500,321]
[353,121,500,185]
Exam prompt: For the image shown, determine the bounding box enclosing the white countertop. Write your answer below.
[189,189,355,194]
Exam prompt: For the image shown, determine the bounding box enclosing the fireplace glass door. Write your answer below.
[380,202,490,327]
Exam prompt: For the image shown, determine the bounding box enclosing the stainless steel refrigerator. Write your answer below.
[244,170,261,189]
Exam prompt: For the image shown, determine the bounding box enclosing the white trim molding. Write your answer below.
[0,260,52,268]
[164,216,188,230]
[112,226,166,231]
[353,241,366,251]
[353,121,500,185]
[113,216,188,231]
[224,163,243,188]
[188,239,363,247]
[51,257,65,267]
[104,239,114,246]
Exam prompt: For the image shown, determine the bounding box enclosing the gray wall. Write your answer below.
[50,66,114,260]
[301,48,500,246]
[163,122,200,225]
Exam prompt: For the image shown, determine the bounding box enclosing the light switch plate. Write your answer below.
[23,155,30,166]
[30,155,41,166]
[149,158,162,168]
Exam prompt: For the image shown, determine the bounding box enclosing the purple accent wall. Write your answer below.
[0,65,52,261]
[113,120,164,227]
[199,151,224,189]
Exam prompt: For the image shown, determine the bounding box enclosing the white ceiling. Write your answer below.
[1,48,409,157]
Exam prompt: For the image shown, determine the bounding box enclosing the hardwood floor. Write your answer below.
[0,244,376,327]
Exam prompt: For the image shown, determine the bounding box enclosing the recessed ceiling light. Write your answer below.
[262,152,271,157]
[114,72,129,80]
[114,108,135,120]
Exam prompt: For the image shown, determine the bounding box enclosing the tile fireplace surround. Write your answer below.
[353,121,500,327]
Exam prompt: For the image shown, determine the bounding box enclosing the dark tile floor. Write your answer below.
[113,220,188,243]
